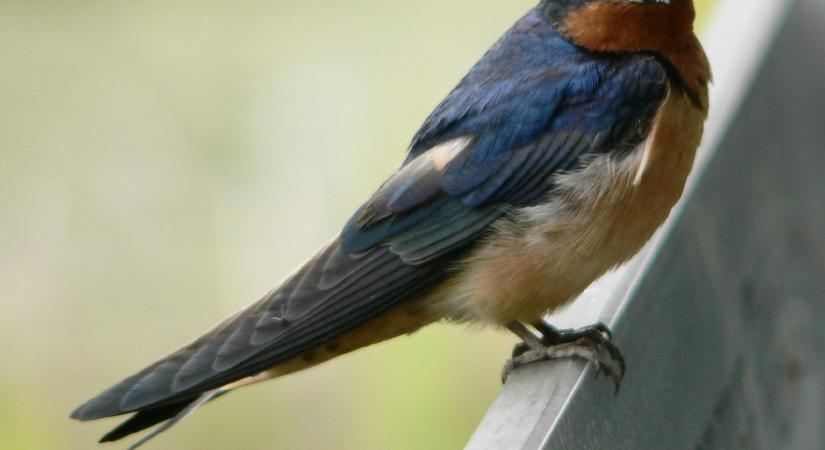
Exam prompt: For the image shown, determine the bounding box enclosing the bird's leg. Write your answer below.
[502,320,625,393]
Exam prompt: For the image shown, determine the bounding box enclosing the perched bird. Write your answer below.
[72,0,710,447]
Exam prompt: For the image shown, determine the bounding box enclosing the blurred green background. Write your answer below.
[0,0,715,449]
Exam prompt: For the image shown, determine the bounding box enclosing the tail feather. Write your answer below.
[71,241,444,445]
[100,390,228,448]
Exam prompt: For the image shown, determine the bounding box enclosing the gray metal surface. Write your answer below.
[466,0,825,448]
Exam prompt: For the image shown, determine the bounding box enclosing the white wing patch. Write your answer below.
[429,136,472,171]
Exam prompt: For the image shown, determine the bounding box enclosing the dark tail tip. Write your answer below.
[98,390,228,447]
[97,398,195,443]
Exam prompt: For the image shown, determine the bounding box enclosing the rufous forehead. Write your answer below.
[561,0,694,53]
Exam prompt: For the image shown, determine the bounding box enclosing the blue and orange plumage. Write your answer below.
[72,0,710,447]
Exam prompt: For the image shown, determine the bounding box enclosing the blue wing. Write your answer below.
[342,9,668,261]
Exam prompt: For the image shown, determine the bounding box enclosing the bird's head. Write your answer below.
[543,0,697,55]
[543,0,709,107]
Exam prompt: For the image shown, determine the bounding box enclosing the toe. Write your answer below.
[511,342,530,358]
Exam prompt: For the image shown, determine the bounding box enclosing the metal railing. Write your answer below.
[466,0,825,448]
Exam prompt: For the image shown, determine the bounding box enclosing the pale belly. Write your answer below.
[428,89,707,325]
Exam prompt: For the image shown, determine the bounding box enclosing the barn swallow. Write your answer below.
[72,0,710,447]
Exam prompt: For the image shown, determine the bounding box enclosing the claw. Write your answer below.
[578,344,622,395]
[535,320,625,379]
[501,359,515,384]
[503,320,625,391]
[565,327,625,378]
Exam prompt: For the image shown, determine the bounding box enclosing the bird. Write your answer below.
[71,0,710,447]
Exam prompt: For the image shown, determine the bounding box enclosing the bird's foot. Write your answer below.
[537,321,625,377]
[503,321,624,393]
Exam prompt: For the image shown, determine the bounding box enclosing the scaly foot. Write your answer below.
[503,321,625,393]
